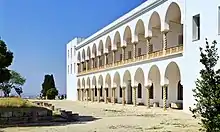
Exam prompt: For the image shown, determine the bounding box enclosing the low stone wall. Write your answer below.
[0,107,52,125]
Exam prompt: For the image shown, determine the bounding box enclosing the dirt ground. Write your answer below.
[1,100,201,132]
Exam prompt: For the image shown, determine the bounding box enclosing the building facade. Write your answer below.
[66,0,220,113]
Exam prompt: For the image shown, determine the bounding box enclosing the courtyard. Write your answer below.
[1,100,200,132]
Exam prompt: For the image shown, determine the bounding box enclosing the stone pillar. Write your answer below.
[104,53,108,67]
[112,50,116,66]
[162,31,168,55]
[97,56,100,68]
[122,87,126,106]
[91,88,94,102]
[97,88,101,102]
[104,88,108,104]
[91,58,94,69]
[163,85,168,111]
[86,60,89,72]
[86,88,89,101]
[122,46,126,62]
[133,86,137,106]
[145,86,150,108]
[146,37,151,54]
[112,87,116,104]
[133,42,137,61]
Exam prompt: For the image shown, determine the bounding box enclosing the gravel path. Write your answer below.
[1,100,201,132]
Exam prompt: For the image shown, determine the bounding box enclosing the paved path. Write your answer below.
[1,100,200,132]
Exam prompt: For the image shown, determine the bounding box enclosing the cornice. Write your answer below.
[75,0,167,50]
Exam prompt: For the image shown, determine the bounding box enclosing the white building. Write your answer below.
[66,0,220,113]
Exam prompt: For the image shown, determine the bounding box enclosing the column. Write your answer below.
[86,60,89,72]
[163,85,168,111]
[133,86,137,106]
[133,42,137,61]
[91,88,94,102]
[122,87,126,106]
[146,37,151,55]
[145,86,150,108]
[97,56,100,68]
[162,31,168,55]
[97,88,101,103]
[86,88,89,101]
[112,87,116,104]
[105,88,108,104]
[122,46,126,62]
[112,50,116,66]
[81,62,84,72]
[91,58,94,69]
[104,53,108,67]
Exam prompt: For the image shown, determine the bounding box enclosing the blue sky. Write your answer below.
[0,0,145,96]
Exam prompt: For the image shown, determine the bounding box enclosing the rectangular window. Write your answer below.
[218,6,220,34]
[149,84,154,99]
[192,14,200,41]
[128,51,132,59]
[138,48,141,56]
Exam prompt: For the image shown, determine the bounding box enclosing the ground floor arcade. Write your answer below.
[77,61,183,110]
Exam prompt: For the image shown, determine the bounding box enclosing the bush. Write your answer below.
[0,97,34,108]
[46,88,58,100]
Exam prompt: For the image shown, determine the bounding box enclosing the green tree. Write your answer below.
[190,39,220,131]
[41,74,56,97]
[0,70,26,97]
[0,39,13,83]
[46,88,58,99]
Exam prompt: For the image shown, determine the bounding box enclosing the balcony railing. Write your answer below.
[78,45,183,75]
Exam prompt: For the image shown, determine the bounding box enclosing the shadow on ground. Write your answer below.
[0,115,101,128]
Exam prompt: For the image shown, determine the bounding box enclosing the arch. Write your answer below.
[123,70,131,87]
[77,79,81,88]
[123,26,132,45]
[98,40,104,55]
[134,68,145,86]
[164,61,182,102]
[82,49,86,61]
[148,65,161,101]
[148,11,161,36]
[92,43,97,58]
[165,2,182,26]
[77,51,81,62]
[82,78,85,89]
[135,19,145,41]
[105,73,111,88]
[113,31,121,49]
[86,77,91,88]
[98,75,104,88]
[105,36,112,53]
[87,46,91,59]
[92,76,97,88]
[113,72,121,87]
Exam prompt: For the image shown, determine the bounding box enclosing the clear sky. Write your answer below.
[0,0,145,96]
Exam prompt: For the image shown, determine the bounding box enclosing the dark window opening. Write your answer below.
[149,83,154,99]
[119,86,122,97]
[138,83,142,98]
[177,81,183,100]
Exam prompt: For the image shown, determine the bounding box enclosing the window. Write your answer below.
[128,51,132,59]
[95,86,97,96]
[192,14,200,41]
[137,83,142,98]
[177,81,183,100]
[106,57,108,64]
[218,6,220,34]
[100,86,103,97]
[162,86,168,99]
[106,88,109,97]
[70,64,72,74]
[138,48,141,56]
[70,48,72,58]
[119,86,122,98]
[149,83,154,99]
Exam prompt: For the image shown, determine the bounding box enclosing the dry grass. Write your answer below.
[0,97,35,108]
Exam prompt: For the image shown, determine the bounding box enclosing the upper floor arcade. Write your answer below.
[76,1,184,76]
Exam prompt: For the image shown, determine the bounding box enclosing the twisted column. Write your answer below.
[122,46,126,62]
[163,84,168,111]
[145,86,150,108]
[86,60,89,72]
[112,50,116,66]
[133,86,137,106]
[163,31,168,55]
[146,37,152,54]
[86,88,89,101]
[91,58,94,69]
[133,42,137,61]
[104,53,108,67]
[97,56,100,68]
[91,88,94,102]
[122,87,126,106]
